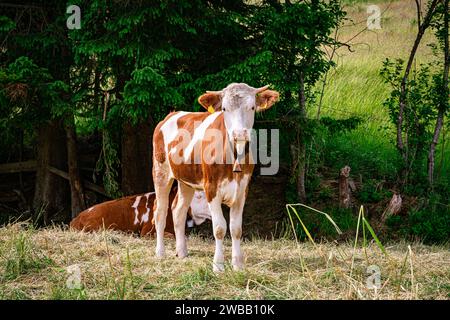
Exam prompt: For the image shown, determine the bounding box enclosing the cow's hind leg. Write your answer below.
[153,162,173,258]
[172,182,194,258]
[209,196,227,272]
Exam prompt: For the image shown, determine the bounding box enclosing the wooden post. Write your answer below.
[339,166,351,208]
[382,193,402,221]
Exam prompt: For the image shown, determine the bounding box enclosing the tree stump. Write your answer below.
[382,193,402,221]
[339,166,351,208]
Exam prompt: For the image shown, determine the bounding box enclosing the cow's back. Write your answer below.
[70,190,178,236]
[70,195,144,233]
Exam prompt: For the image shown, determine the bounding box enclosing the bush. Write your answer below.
[293,207,358,240]
[407,209,450,244]
[386,207,450,244]
[357,179,392,203]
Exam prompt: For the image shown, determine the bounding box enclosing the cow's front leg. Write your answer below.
[230,199,245,271]
[209,196,226,273]
[172,182,194,258]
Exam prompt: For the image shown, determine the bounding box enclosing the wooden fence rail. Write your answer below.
[0,161,109,198]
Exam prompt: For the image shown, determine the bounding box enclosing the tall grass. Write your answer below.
[311,0,450,180]
[0,225,53,280]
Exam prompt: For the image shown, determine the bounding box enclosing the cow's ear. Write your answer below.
[198,93,222,112]
[256,90,279,112]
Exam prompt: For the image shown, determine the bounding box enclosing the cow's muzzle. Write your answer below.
[233,139,247,173]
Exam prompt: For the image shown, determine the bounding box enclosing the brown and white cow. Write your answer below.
[152,83,279,271]
[70,188,211,237]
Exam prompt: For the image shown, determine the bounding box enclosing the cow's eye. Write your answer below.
[222,108,226,112]
[252,106,255,111]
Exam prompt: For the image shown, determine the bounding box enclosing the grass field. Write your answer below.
[314,0,450,178]
[0,223,448,300]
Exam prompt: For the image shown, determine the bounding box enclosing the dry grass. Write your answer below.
[0,222,448,300]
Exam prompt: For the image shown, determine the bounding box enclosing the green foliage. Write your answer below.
[0,57,69,130]
[287,204,354,241]
[387,207,450,244]
[0,15,15,33]
[380,0,449,191]
[381,57,448,189]
[357,179,392,203]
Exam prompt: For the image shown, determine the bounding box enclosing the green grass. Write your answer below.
[310,0,450,181]
[1,227,54,281]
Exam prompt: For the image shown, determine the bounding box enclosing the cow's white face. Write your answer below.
[221,84,257,142]
[198,83,280,144]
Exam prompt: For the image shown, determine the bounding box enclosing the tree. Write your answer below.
[428,0,449,187]
[251,0,345,202]
[0,1,76,222]
[381,0,448,190]
[68,0,258,198]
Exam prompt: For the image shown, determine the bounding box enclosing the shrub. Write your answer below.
[386,207,450,244]
[357,179,392,203]
[407,209,450,244]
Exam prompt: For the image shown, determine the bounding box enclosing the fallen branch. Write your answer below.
[0,160,37,174]
[48,166,110,198]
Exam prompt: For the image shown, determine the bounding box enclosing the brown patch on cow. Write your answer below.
[202,113,255,202]
[231,227,242,239]
[214,225,226,240]
[156,110,255,205]
[256,90,280,112]
[167,112,210,187]
[198,93,222,112]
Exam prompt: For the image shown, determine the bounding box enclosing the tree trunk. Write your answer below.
[296,72,307,203]
[33,119,69,225]
[65,116,86,218]
[428,0,449,187]
[397,0,440,184]
[121,116,155,195]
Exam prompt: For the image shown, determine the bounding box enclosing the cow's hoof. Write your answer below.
[232,256,244,271]
[155,247,165,258]
[232,264,244,271]
[213,262,225,273]
[176,249,188,259]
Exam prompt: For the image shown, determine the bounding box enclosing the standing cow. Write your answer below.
[152,83,279,271]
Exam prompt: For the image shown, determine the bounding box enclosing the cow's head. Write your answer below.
[198,83,279,143]
[198,83,279,171]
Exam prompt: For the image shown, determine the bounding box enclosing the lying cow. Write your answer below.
[152,82,279,271]
[70,188,211,237]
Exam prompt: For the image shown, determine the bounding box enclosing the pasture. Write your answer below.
[0,223,448,300]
